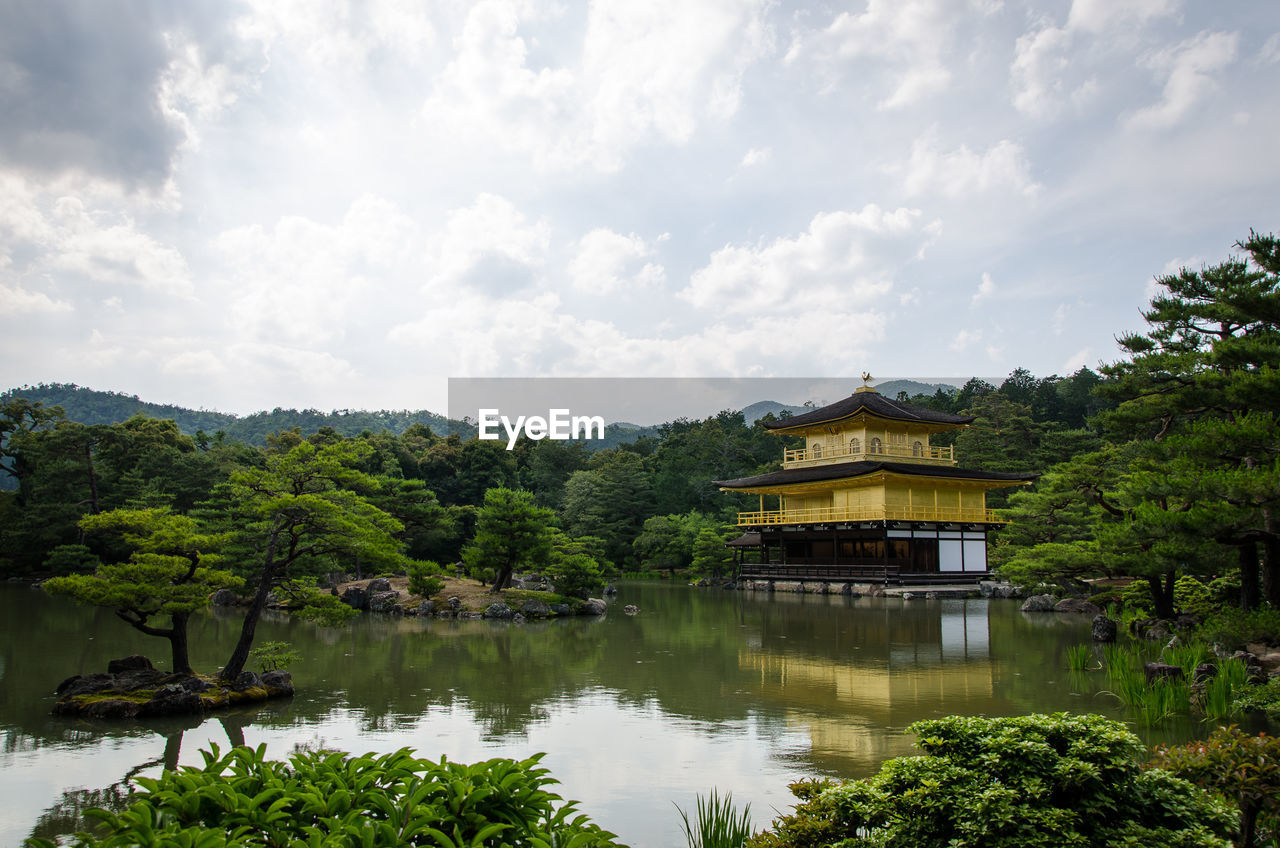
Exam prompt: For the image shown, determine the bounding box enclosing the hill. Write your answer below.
[0,383,456,445]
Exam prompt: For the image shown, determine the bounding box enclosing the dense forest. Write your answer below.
[3,231,1278,626]
[0,368,1105,580]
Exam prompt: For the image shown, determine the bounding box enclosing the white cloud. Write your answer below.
[1261,33,1280,65]
[235,0,435,67]
[1011,0,1184,119]
[158,36,245,151]
[423,193,550,294]
[680,205,940,314]
[48,197,193,295]
[568,228,665,294]
[0,282,72,315]
[217,193,418,343]
[1065,0,1181,34]
[423,0,773,171]
[740,147,771,168]
[1052,303,1068,335]
[0,173,192,297]
[950,328,981,351]
[389,284,887,380]
[972,272,996,305]
[892,133,1039,198]
[1010,24,1084,118]
[785,0,989,108]
[1125,31,1239,130]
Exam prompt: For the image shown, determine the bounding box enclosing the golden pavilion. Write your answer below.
[715,384,1035,583]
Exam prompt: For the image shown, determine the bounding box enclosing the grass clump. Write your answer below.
[677,790,753,848]
[1066,644,1095,672]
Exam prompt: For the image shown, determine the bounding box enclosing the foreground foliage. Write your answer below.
[748,713,1234,848]
[26,745,623,848]
[1151,726,1280,848]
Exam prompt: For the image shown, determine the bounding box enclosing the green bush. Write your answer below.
[26,745,622,848]
[1200,607,1280,651]
[748,713,1234,848]
[1175,576,1215,618]
[1207,574,1241,608]
[407,560,445,598]
[1151,726,1280,848]
[247,640,298,672]
[1233,677,1280,720]
[1119,579,1154,615]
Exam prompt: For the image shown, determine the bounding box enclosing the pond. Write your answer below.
[0,581,1215,847]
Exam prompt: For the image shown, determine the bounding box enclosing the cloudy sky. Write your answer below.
[2,0,1277,415]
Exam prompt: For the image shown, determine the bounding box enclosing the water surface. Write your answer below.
[0,582,1209,847]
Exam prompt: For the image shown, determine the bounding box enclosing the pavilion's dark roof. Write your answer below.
[725,532,763,547]
[764,390,974,430]
[715,460,1037,490]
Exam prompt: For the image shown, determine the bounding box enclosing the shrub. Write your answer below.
[407,560,445,598]
[1207,574,1242,608]
[27,745,622,848]
[1175,576,1215,618]
[1233,677,1280,719]
[1151,726,1280,848]
[748,713,1234,848]
[1119,579,1154,615]
[1200,608,1280,651]
[247,640,298,672]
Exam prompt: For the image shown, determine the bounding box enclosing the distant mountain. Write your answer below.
[0,383,664,451]
[739,400,810,425]
[738,382,959,426]
[873,379,961,399]
[1,383,457,445]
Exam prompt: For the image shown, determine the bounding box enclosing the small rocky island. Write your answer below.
[52,655,294,719]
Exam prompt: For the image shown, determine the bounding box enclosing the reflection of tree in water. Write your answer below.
[26,713,256,844]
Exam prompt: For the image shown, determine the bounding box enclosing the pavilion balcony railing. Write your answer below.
[736,505,1004,526]
[782,442,954,468]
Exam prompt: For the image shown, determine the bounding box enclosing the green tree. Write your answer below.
[545,531,606,599]
[43,508,240,674]
[216,440,404,681]
[561,450,654,566]
[690,526,735,580]
[462,487,555,592]
[1098,231,1280,609]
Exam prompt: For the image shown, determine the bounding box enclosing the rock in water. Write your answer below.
[1055,598,1102,616]
[261,670,294,695]
[340,586,369,610]
[234,671,260,690]
[1091,615,1118,643]
[1020,594,1058,612]
[367,577,393,594]
[368,591,401,613]
[483,603,514,620]
[107,655,153,674]
[1144,662,1184,683]
[520,599,552,618]
[580,598,607,615]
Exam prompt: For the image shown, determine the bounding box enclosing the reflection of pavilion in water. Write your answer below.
[740,602,995,776]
